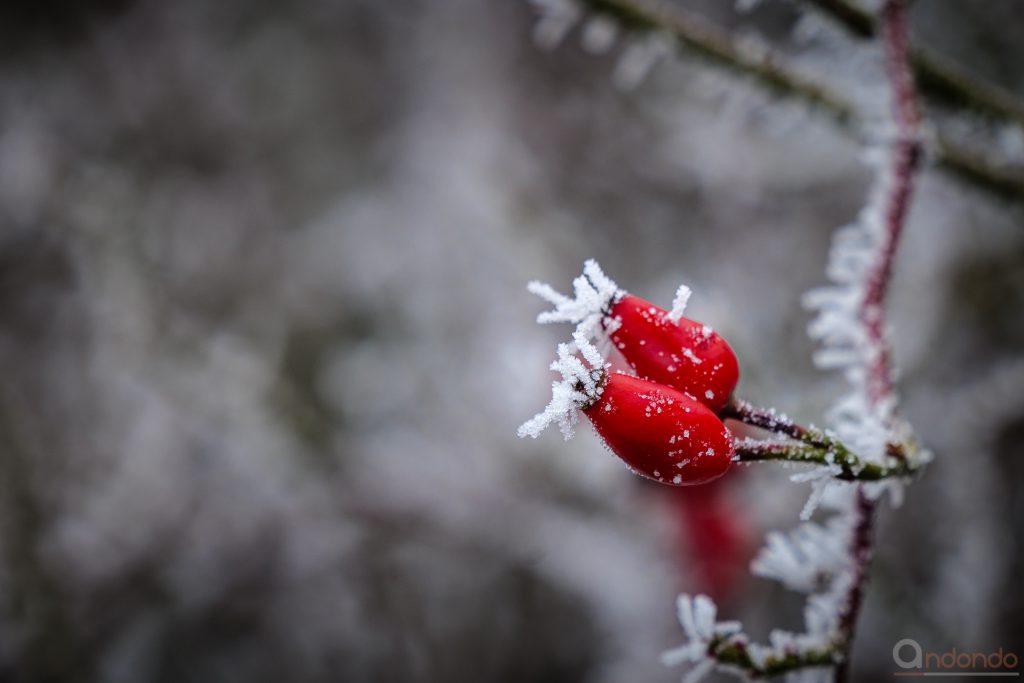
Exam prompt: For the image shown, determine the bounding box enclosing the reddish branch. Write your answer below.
[835,489,876,682]
[837,2,922,680]
[863,0,922,406]
[723,397,846,453]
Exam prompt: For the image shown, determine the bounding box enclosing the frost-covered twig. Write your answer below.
[733,439,913,482]
[829,4,922,678]
[532,0,1024,200]
[661,594,838,680]
[723,397,856,455]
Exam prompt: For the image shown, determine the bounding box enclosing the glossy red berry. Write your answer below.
[583,373,734,486]
[605,294,739,413]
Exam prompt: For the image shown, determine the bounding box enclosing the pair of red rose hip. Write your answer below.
[579,292,740,486]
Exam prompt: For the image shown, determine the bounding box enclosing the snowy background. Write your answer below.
[0,0,1022,680]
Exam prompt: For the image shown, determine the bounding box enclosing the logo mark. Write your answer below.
[892,638,1019,677]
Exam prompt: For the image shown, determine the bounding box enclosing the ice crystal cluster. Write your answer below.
[661,593,839,683]
[516,332,608,440]
[516,260,624,441]
[526,259,622,352]
[661,500,859,682]
[802,143,930,508]
[804,149,899,463]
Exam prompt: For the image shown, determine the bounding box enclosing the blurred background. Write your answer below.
[0,0,1022,681]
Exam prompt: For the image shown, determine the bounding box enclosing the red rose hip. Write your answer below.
[606,294,739,413]
[584,373,734,486]
[528,260,740,414]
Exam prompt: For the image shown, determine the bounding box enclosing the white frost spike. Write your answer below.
[528,0,581,51]
[573,329,605,367]
[792,467,842,521]
[785,668,834,683]
[752,517,852,593]
[516,337,607,440]
[528,259,622,345]
[659,641,706,668]
[680,659,715,683]
[581,15,618,54]
[667,283,692,324]
[663,594,745,681]
[613,35,670,90]
[805,142,920,469]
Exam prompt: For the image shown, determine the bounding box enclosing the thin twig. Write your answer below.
[574,0,1024,200]
[862,0,921,413]
[722,397,850,453]
[708,636,838,677]
[835,489,875,682]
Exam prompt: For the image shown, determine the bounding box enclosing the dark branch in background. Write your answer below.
[577,0,1024,200]
[585,0,856,123]
[804,0,1024,126]
[802,0,874,38]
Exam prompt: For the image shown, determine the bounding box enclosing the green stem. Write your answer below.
[708,635,839,677]
[734,439,913,481]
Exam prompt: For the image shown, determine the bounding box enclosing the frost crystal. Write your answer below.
[581,15,618,55]
[666,283,692,324]
[528,259,622,349]
[790,465,844,520]
[661,594,740,681]
[662,593,835,681]
[752,516,853,593]
[527,0,581,51]
[529,259,698,360]
[517,335,608,440]
[613,34,671,90]
[803,145,902,464]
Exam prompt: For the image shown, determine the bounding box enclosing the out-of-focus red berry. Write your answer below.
[669,477,750,600]
[584,373,734,486]
[605,294,740,413]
